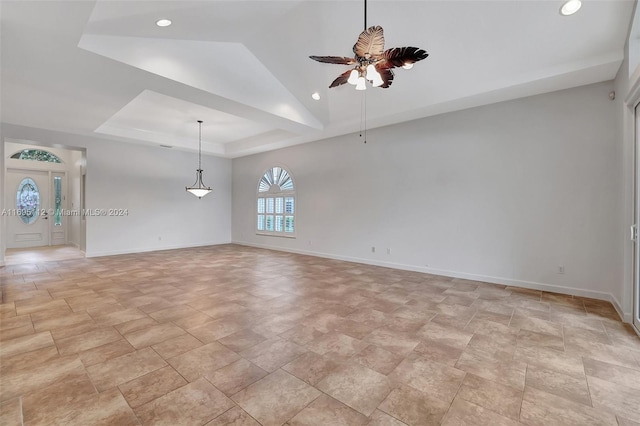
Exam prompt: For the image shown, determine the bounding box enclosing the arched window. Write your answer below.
[257,166,295,236]
[10,149,62,163]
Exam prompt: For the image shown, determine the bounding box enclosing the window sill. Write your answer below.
[256,232,296,239]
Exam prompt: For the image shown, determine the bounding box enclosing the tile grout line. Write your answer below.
[582,356,595,408]
[519,363,528,423]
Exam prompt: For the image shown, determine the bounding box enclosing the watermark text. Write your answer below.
[1,208,129,217]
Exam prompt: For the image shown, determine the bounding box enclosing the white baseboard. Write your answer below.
[86,240,232,258]
[233,240,632,322]
[68,242,80,249]
[609,294,631,323]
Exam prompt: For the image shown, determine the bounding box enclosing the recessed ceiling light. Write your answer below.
[560,0,581,16]
[311,92,321,101]
[156,19,172,27]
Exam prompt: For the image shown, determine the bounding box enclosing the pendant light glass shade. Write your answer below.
[186,120,212,199]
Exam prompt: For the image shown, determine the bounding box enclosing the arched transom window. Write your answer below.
[257,167,295,236]
[10,149,62,163]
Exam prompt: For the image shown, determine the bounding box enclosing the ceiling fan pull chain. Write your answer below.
[364,90,367,143]
[360,91,367,144]
[359,95,363,138]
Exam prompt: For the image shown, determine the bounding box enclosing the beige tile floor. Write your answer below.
[1,244,639,426]
[5,245,85,266]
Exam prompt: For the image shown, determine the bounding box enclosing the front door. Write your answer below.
[5,169,50,248]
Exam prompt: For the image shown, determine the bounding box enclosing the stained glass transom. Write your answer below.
[11,149,62,163]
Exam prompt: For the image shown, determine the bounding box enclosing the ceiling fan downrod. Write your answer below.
[364,0,367,30]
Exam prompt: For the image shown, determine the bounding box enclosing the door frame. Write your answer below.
[634,101,640,333]
[629,73,640,334]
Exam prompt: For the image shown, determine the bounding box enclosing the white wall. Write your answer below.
[2,124,232,257]
[233,82,624,313]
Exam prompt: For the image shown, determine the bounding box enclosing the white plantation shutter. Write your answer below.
[256,167,296,237]
[258,167,294,193]
[285,216,294,233]
[285,197,294,214]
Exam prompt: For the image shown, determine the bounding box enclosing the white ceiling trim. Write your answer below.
[78,34,323,130]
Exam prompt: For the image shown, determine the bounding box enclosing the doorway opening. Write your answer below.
[3,140,86,257]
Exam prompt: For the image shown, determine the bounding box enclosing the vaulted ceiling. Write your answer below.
[1,1,635,158]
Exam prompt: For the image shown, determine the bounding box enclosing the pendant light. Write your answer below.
[185,120,212,199]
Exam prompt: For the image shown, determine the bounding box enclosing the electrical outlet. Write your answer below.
[308,240,312,245]
[158,236,162,241]
[387,248,391,254]
[557,265,565,274]
[371,246,376,253]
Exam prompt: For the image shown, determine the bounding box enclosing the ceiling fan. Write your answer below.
[310,0,428,90]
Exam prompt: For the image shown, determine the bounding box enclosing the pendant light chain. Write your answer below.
[198,120,203,171]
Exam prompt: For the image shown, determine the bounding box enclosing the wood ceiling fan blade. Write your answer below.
[381,47,429,68]
[375,66,395,88]
[329,70,353,88]
[309,56,357,65]
[353,26,385,59]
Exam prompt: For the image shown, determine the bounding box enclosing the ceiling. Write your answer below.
[1,1,636,158]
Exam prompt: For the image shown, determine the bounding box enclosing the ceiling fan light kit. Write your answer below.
[310,0,428,90]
